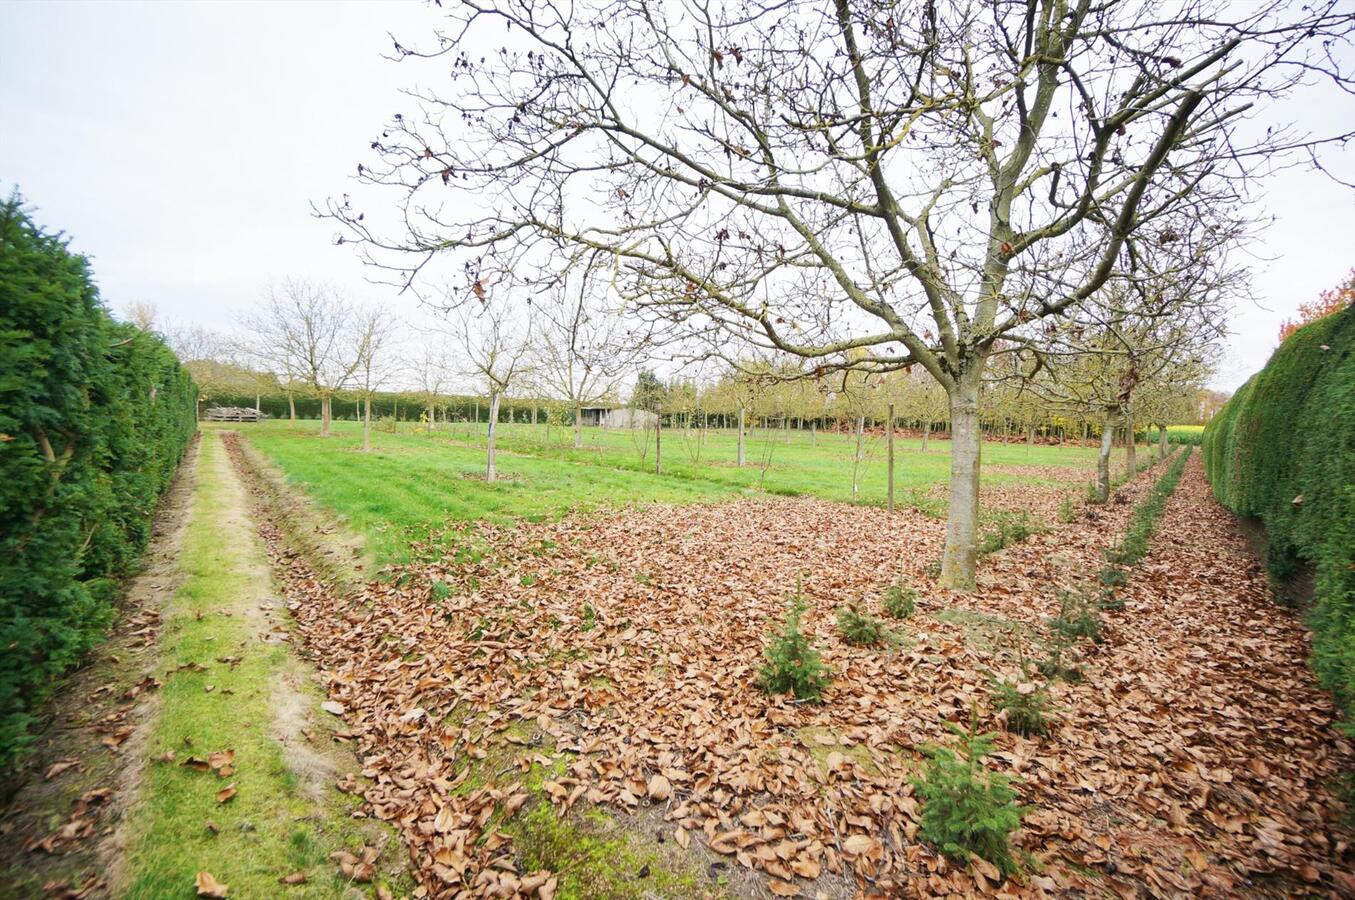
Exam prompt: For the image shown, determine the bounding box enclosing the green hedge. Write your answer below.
[1203,303,1355,724]
[0,194,197,770]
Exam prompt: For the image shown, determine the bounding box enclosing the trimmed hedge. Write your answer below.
[0,194,197,770]
[1204,303,1355,724]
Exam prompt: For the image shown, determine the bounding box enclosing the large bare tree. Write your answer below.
[327,0,1352,588]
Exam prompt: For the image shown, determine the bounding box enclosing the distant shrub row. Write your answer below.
[1203,303,1354,724]
[0,194,197,771]
[1145,425,1204,446]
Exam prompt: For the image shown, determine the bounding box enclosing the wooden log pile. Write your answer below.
[204,406,265,422]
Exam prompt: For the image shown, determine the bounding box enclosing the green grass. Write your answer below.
[233,420,1106,564]
[121,432,398,898]
[1104,448,1192,570]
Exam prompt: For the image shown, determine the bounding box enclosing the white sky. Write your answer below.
[2,0,1352,394]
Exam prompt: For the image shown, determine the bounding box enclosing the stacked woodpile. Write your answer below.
[204,406,265,422]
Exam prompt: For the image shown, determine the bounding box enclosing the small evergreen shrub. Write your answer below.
[429,580,451,603]
[882,579,917,619]
[758,588,830,701]
[1057,495,1077,524]
[1047,589,1102,643]
[914,708,1026,876]
[1097,565,1127,588]
[991,677,1052,737]
[837,603,887,646]
[978,511,1042,556]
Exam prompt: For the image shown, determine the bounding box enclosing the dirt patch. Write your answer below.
[0,433,201,899]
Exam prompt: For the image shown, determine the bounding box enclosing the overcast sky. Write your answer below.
[2,0,1352,393]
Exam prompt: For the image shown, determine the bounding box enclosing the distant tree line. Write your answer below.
[0,193,198,772]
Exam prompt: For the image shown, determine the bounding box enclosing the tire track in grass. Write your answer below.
[117,431,403,898]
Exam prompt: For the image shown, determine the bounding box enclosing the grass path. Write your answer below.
[116,430,399,898]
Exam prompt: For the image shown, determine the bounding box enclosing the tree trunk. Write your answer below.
[1026,424,1035,448]
[1094,408,1118,504]
[886,404,895,515]
[939,377,982,590]
[1158,422,1168,460]
[363,395,372,451]
[573,403,583,449]
[654,409,662,475]
[922,420,930,452]
[321,393,332,436]
[811,421,817,446]
[1124,406,1136,479]
[427,401,435,434]
[287,391,296,423]
[737,406,746,467]
[852,415,865,500]
[486,391,500,482]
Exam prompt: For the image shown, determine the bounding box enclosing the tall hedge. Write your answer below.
[1203,303,1355,723]
[0,194,197,770]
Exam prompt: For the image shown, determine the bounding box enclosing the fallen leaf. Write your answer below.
[194,871,228,897]
[215,785,237,804]
[647,773,671,801]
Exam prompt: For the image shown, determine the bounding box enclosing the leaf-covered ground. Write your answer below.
[245,452,1354,898]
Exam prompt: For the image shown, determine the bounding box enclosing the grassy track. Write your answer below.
[237,420,1107,564]
[120,431,398,898]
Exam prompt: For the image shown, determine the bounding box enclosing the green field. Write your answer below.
[232,419,1107,564]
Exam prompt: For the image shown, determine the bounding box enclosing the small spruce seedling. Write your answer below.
[757,578,831,701]
[882,578,917,619]
[837,603,887,646]
[990,674,1053,737]
[914,707,1026,877]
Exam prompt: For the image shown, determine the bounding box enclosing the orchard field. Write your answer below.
[240,419,1117,563]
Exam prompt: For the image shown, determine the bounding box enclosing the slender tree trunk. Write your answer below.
[1095,408,1119,504]
[939,376,982,590]
[485,390,501,482]
[887,404,895,515]
[1158,422,1168,460]
[1026,424,1035,449]
[287,391,296,422]
[852,415,864,500]
[321,393,332,436]
[1124,406,1136,479]
[532,402,538,426]
[922,420,930,453]
[811,420,817,446]
[737,406,746,467]
[655,409,662,475]
[363,395,372,451]
[573,403,583,449]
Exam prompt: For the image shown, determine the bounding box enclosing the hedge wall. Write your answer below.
[1203,302,1355,723]
[0,194,198,770]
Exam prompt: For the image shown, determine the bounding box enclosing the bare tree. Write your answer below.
[458,302,531,481]
[354,306,399,451]
[328,0,1353,588]
[246,279,362,435]
[535,272,648,448]
[411,342,453,433]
